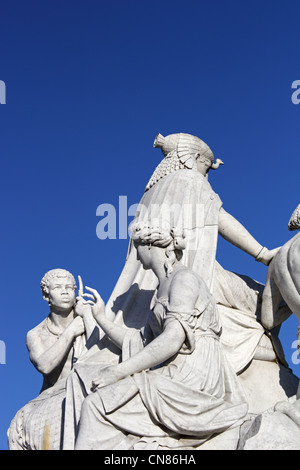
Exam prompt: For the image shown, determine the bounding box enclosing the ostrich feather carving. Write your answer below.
[288,204,300,231]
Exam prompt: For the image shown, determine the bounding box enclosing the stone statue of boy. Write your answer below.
[8,268,96,449]
[26,268,95,392]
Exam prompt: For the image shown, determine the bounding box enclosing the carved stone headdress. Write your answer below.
[130,221,186,250]
[145,132,223,191]
[288,204,300,231]
[154,132,215,164]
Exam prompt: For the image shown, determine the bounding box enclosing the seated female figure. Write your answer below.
[75,223,248,450]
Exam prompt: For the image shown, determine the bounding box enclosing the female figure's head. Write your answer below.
[130,222,186,277]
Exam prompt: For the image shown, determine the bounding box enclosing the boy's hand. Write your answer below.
[74,275,92,317]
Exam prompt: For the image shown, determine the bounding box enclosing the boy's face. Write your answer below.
[47,276,76,311]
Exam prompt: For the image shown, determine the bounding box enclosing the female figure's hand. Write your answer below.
[80,286,106,323]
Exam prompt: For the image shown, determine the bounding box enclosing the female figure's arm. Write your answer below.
[91,271,199,390]
[218,207,280,265]
[83,287,132,351]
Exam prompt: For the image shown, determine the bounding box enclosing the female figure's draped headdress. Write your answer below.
[145,132,223,191]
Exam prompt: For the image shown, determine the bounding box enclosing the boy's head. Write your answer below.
[40,269,77,311]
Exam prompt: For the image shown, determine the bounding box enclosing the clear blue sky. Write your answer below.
[1,0,300,450]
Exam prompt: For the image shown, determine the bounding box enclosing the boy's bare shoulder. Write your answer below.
[26,317,48,344]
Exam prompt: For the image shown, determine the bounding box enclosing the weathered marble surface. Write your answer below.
[8,134,300,450]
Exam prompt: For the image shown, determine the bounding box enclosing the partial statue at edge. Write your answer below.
[74,222,248,449]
